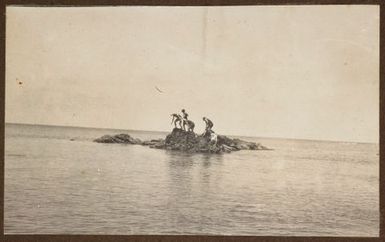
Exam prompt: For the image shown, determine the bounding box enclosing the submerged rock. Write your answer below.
[94,128,270,154]
[94,134,142,144]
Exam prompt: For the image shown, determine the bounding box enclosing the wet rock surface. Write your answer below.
[94,128,270,154]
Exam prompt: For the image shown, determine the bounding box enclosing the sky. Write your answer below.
[6,5,379,143]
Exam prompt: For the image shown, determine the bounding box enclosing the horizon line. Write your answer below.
[4,121,378,145]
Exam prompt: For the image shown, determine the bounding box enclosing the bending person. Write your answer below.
[170,113,182,129]
[203,117,214,134]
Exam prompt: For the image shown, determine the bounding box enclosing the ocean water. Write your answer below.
[4,123,379,236]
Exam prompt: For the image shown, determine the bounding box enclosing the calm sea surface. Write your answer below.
[4,123,379,236]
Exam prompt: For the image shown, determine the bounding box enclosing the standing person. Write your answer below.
[181,109,189,131]
[203,117,214,135]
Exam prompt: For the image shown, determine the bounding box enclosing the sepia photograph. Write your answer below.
[5,4,379,236]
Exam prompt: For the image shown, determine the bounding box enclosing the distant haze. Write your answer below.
[6,5,379,143]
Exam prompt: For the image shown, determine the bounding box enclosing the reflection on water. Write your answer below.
[4,124,379,236]
[165,152,226,234]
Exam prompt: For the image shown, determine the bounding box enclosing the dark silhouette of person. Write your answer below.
[171,113,182,129]
[186,120,195,132]
[203,117,214,134]
[181,109,189,131]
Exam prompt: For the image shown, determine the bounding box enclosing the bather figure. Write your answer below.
[181,109,189,131]
[202,117,214,137]
[170,113,182,129]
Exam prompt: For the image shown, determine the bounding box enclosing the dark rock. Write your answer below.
[222,144,235,153]
[93,134,142,144]
[160,128,269,153]
[94,128,270,154]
